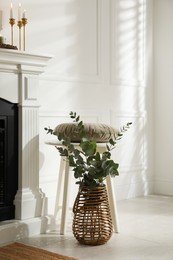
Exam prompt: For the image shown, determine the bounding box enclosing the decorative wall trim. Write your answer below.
[40,0,104,84]
[110,0,146,85]
[39,110,102,123]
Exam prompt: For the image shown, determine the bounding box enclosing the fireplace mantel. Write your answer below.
[0,49,52,244]
[0,48,51,67]
[0,49,52,103]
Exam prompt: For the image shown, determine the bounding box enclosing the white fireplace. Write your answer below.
[0,49,52,244]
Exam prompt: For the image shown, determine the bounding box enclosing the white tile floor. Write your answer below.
[19,195,173,260]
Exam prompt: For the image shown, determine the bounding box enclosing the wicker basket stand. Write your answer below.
[72,185,113,246]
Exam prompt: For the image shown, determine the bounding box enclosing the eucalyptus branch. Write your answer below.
[45,111,132,188]
[106,121,132,151]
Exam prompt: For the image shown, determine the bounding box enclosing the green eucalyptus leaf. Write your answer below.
[78,121,83,128]
[95,152,100,161]
[109,138,116,146]
[76,116,80,122]
[102,151,111,160]
[56,147,68,157]
[69,155,75,167]
[74,149,80,157]
[106,144,110,151]
[80,140,96,156]
[76,155,84,164]
[68,144,75,152]
[58,132,64,141]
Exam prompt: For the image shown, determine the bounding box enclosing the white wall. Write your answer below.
[154,0,173,195]
[1,0,154,216]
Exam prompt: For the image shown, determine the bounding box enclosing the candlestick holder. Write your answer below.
[22,18,27,51]
[9,18,15,46]
[17,20,22,51]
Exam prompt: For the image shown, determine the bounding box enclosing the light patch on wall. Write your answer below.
[112,0,146,84]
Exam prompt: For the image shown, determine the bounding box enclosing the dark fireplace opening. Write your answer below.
[0,98,18,221]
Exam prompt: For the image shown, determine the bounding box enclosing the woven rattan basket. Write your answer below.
[72,185,113,245]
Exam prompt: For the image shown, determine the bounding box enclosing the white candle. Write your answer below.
[0,10,3,31]
[10,3,13,19]
[22,9,27,19]
[18,3,21,20]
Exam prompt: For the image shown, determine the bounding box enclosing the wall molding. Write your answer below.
[110,0,146,85]
[40,0,106,84]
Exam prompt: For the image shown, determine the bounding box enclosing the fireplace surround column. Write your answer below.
[14,71,45,219]
[0,49,52,221]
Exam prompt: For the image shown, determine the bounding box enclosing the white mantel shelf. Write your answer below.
[0,48,52,67]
